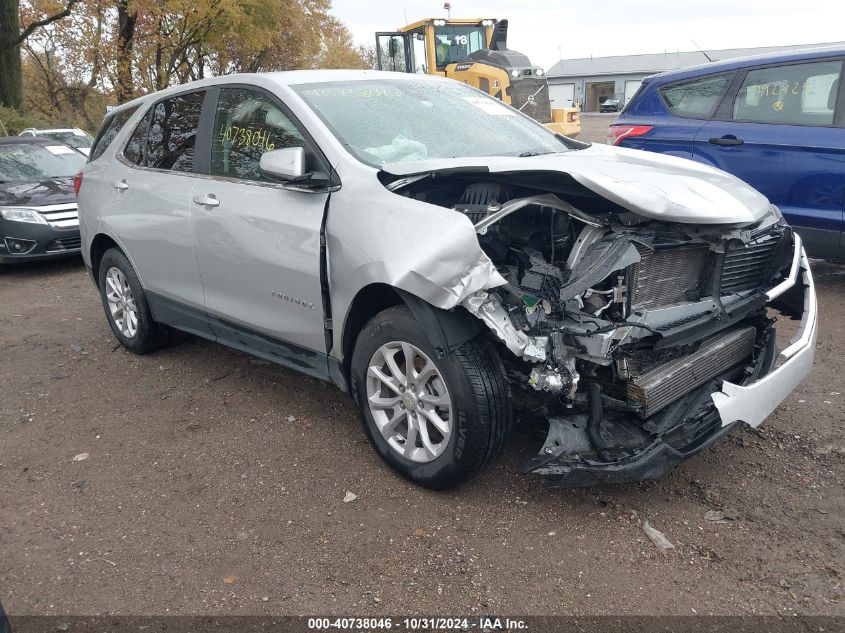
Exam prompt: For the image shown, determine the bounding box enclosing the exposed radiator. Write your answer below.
[627,326,756,418]
[720,236,781,294]
[629,232,785,310]
[629,245,710,309]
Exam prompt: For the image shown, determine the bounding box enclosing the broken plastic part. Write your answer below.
[521,293,541,308]
[559,238,641,304]
[462,290,548,362]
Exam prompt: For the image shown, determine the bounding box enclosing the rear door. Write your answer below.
[692,58,845,259]
[86,90,210,325]
[190,85,331,369]
[114,90,209,316]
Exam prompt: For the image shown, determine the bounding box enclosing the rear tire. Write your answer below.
[98,248,163,354]
[350,305,512,490]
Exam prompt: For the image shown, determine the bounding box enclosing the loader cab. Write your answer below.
[376,18,496,76]
[375,17,582,137]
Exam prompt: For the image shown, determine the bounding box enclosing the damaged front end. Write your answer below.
[385,168,816,486]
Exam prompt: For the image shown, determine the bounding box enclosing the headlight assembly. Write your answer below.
[1,207,48,225]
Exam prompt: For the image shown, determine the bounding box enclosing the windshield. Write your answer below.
[39,130,94,149]
[293,80,568,166]
[434,24,486,67]
[0,143,87,183]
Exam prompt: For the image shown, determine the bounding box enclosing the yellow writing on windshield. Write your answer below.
[301,87,403,98]
[218,124,275,151]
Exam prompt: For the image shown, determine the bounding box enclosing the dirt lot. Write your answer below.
[578,112,618,144]
[1,117,843,617]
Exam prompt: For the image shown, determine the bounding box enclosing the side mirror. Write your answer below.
[259,147,305,180]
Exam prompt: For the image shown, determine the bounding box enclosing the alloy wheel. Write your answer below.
[366,341,453,463]
[105,267,139,338]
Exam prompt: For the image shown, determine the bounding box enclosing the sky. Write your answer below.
[330,0,845,70]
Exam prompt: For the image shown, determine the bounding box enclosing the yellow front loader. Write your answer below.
[375,17,580,137]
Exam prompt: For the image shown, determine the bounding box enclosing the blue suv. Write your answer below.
[610,46,845,260]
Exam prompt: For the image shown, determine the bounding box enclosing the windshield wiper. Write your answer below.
[554,133,592,150]
[517,150,557,158]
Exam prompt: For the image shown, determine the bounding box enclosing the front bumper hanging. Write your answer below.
[525,237,817,487]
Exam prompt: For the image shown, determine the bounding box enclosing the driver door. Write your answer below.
[190,85,330,373]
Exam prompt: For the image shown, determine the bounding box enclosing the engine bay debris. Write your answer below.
[386,169,803,486]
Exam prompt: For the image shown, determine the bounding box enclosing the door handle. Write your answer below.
[709,136,744,146]
[111,179,129,191]
[192,194,220,208]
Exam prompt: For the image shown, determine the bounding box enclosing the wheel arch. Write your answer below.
[340,283,482,381]
[89,233,121,287]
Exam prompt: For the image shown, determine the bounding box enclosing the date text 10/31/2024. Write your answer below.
[307,617,528,630]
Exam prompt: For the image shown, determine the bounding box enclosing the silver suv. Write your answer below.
[78,70,816,489]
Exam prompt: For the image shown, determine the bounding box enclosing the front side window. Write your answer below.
[293,79,569,167]
[90,106,138,162]
[211,88,306,182]
[146,91,204,172]
[434,24,486,68]
[659,74,732,119]
[732,60,842,126]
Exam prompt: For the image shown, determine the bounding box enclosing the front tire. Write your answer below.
[350,305,512,489]
[98,248,162,354]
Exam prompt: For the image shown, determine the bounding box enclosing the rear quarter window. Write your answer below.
[658,73,733,119]
[89,106,139,162]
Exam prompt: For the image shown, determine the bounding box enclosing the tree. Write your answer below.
[20,0,112,127]
[356,44,377,70]
[0,0,80,107]
[115,0,137,102]
[317,18,369,69]
[13,0,370,123]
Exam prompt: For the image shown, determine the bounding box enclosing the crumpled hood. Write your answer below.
[382,143,772,225]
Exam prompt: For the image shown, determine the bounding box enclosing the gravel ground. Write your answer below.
[577,112,619,143]
[1,256,843,617]
[1,116,842,616]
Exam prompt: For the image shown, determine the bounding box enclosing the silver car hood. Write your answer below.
[382,143,771,225]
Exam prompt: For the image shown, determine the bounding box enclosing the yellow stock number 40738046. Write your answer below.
[218,124,275,151]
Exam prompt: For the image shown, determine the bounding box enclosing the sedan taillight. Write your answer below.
[606,124,653,146]
[73,172,83,196]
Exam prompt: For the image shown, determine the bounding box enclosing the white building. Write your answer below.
[547,42,845,112]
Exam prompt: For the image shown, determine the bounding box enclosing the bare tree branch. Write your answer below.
[15,0,83,45]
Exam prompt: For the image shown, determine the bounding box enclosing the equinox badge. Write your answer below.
[272,291,314,309]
